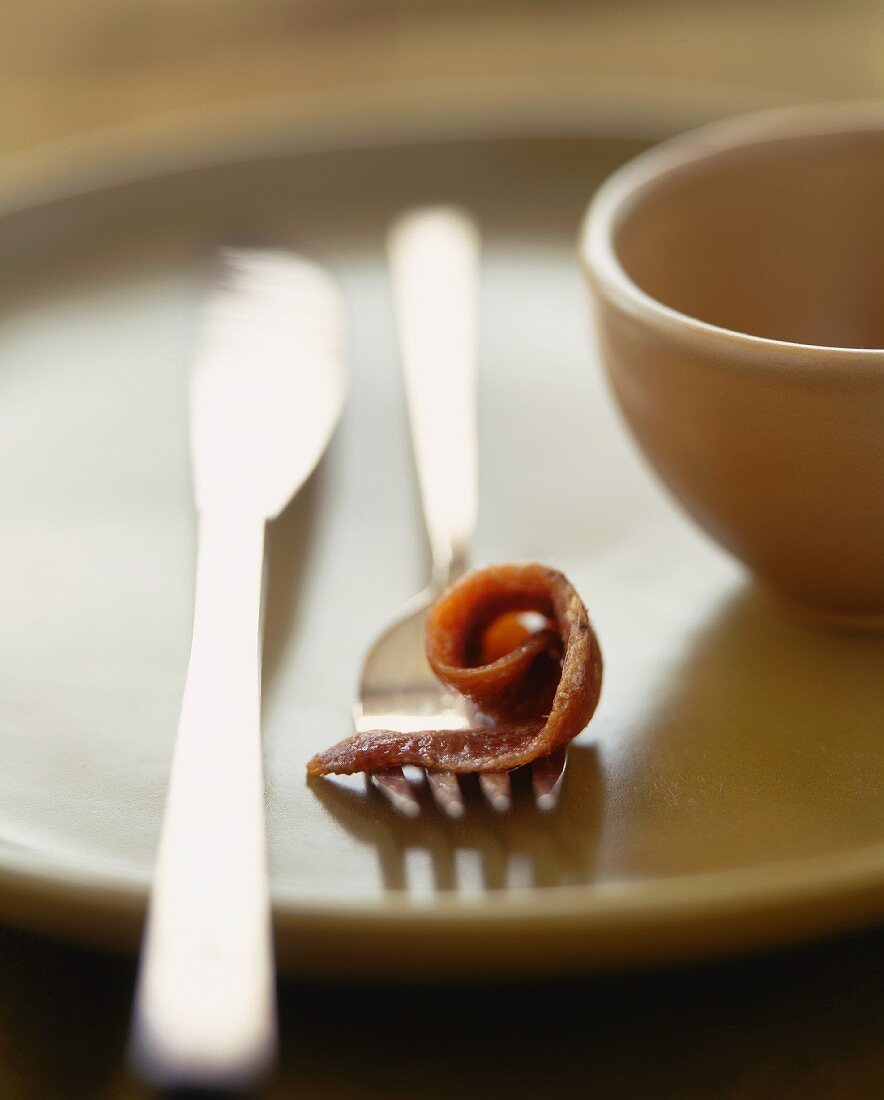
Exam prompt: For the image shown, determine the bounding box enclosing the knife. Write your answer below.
[130,249,346,1091]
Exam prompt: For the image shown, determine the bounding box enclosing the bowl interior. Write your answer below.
[614,126,884,350]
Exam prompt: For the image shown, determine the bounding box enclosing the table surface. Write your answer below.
[3,0,884,155]
[0,922,877,1098]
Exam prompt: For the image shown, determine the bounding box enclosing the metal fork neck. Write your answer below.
[431,543,470,594]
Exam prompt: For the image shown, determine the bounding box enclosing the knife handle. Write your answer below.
[388,207,480,589]
[131,511,275,1092]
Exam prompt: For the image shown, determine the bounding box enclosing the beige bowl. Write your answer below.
[581,103,884,629]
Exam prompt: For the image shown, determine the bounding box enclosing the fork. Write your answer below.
[130,250,346,1091]
[355,208,567,819]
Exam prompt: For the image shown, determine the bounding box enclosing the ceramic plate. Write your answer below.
[0,128,881,977]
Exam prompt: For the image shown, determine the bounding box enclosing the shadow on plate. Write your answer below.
[605,582,884,876]
[262,461,324,694]
[308,743,605,893]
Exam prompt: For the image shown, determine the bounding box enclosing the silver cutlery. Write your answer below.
[131,249,346,1090]
[355,208,566,819]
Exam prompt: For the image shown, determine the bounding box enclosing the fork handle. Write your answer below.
[131,511,275,1091]
[388,207,480,588]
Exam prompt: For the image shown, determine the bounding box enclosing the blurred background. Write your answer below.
[4,0,883,157]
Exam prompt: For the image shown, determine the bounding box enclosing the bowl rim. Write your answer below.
[580,100,884,369]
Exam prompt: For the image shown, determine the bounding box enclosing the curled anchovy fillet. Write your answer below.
[307,562,603,776]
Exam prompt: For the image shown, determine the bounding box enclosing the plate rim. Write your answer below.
[0,72,800,222]
[0,834,881,974]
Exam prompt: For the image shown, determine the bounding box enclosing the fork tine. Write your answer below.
[372,769,421,818]
[531,749,568,811]
[425,771,465,818]
[479,772,512,813]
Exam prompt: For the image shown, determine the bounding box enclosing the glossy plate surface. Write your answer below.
[0,131,881,976]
